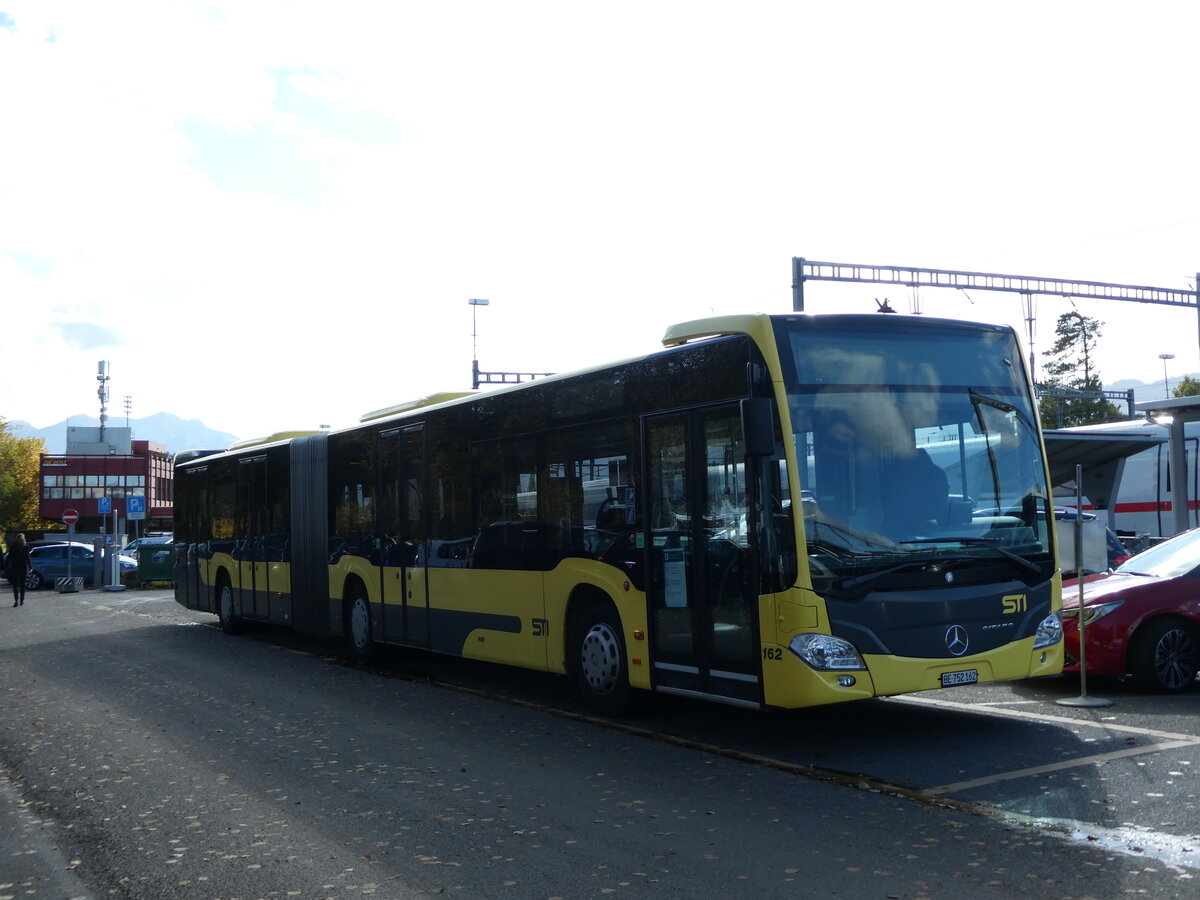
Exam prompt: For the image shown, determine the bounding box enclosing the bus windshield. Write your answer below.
[774,317,1053,589]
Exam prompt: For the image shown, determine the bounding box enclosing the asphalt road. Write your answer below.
[1,587,1197,899]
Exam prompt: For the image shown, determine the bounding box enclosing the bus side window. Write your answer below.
[473,437,538,569]
[543,422,640,574]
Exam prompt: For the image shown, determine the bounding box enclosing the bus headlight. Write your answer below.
[1033,612,1063,649]
[789,633,865,671]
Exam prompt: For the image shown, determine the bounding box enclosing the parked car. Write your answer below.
[26,542,138,589]
[1063,527,1200,693]
[973,507,1127,575]
[123,534,173,556]
[1106,528,1132,569]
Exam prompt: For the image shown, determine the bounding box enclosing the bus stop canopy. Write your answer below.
[1042,427,1164,519]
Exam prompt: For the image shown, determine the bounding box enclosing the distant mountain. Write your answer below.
[1106,377,1156,393]
[1105,373,1198,405]
[9,413,236,456]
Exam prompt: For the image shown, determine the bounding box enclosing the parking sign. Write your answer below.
[98,497,112,514]
[127,496,146,521]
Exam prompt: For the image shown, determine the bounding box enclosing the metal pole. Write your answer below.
[468,298,489,389]
[1057,464,1112,708]
[1159,353,1174,398]
[1022,292,1036,379]
[792,257,805,312]
[1169,416,1190,535]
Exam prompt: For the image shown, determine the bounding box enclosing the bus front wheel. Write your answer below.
[574,600,631,715]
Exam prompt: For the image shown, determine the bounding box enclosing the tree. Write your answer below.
[1037,312,1123,427]
[0,417,50,535]
[1173,375,1200,398]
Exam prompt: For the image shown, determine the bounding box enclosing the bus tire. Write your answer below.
[216,576,241,635]
[1129,618,1198,693]
[574,599,631,715]
[345,585,374,664]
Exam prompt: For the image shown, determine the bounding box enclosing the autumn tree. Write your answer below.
[1037,312,1123,427]
[0,417,50,536]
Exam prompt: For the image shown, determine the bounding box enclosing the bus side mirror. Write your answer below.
[741,398,775,457]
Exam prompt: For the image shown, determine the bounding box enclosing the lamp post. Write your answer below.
[1160,353,1175,399]
[469,298,490,389]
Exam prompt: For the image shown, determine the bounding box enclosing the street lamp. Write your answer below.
[469,298,490,389]
[1159,353,1175,399]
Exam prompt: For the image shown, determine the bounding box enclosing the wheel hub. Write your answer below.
[351,599,370,649]
[580,623,621,695]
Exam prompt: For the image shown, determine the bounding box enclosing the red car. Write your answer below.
[1063,527,1200,693]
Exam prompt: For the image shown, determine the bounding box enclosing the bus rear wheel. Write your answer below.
[345,587,374,663]
[574,600,631,715]
[216,577,241,634]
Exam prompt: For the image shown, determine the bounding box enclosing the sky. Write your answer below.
[3,1,1200,443]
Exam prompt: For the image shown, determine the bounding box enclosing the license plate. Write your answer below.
[941,669,978,687]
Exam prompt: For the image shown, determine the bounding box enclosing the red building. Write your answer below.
[40,427,173,536]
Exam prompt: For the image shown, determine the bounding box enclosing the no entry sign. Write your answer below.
[62,509,80,526]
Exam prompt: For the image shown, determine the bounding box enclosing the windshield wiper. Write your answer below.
[828,537,1044,595]
[968,388,1036,431]
[901,537,1042,575]
[807,519,899,554]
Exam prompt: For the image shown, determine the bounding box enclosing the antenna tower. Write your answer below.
[97,360,111,443]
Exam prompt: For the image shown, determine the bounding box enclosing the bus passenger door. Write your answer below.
[236,455,270,619]
[379,425,431,646]
[401,425,431,645]
[645,407,761,706]
[175,466,205,610]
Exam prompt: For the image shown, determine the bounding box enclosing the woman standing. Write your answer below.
[5,533,30,606]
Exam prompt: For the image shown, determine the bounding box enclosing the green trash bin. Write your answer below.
[137,544,174,587]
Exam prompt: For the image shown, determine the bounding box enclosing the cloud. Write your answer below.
[49,321,123,351]
[271,68,406,148]
[181,120,331,205]
[4,249,54,279]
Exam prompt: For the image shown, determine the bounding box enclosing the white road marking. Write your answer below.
[893,693,1200,871]
[920,739,1197,796]
[894,692,1200,743]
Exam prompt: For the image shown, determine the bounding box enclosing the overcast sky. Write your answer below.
[3,1,1200,443]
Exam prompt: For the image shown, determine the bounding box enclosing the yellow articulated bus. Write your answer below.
[173,313,1063,713]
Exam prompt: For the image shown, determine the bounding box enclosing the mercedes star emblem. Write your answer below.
[945,624,969,656]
